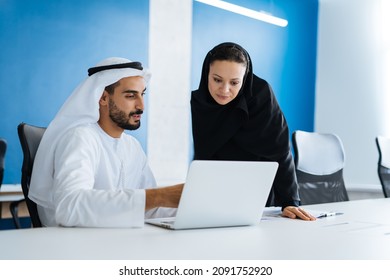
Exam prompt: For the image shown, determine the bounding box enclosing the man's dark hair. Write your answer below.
[104,81,120,95]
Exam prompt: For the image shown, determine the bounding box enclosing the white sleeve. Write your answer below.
[52,129,145,228]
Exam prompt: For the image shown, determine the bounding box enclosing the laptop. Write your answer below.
[145,160,278,230]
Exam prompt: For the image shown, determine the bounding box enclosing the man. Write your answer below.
[29,57,183,227]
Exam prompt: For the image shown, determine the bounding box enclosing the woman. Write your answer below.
[191,42,315,220]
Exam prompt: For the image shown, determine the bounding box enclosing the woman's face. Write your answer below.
[208,60,247,105]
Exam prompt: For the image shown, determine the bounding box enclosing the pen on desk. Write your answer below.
[317,212,343,218]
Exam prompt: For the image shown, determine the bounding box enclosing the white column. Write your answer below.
[316,0,388,190]
[148,0,193,185]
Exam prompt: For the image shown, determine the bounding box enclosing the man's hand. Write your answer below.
[145,183,184,210]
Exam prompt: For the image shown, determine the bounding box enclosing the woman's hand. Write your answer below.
[282,206,316,221]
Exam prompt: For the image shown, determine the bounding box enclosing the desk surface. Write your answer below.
[0,198,389,260]
[0,184,24,202]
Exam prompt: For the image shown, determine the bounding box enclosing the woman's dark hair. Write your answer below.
[208,44,249,70]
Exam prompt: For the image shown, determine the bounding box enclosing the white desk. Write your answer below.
[0,184,25,220]
[0,198,389,260]
[0,184,24,203]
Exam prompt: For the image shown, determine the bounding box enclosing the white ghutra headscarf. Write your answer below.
[29,57,151,208]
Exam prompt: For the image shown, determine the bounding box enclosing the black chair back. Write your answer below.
[292,130,349,205]
[376,136,390,198]
[17,123,46,227]
[0,138,6,188]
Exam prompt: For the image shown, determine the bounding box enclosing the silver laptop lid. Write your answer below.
[172,160,278,229]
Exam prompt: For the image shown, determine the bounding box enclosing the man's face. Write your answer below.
[107,76,146,130]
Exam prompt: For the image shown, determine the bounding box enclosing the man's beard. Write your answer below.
[108,98,143,131]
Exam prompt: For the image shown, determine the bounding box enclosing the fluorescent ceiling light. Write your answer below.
[195,0,288,27]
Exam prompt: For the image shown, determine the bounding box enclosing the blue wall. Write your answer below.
[192,0,318,134]
[0,0,149,184]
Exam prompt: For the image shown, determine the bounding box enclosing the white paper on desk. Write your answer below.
[261,207,283,221]
[321,221,383,233]
[261,208,342,221]
[343,223,390,237]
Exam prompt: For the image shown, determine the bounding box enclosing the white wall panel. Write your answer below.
[316,0,389,190]
[148,0,193,185]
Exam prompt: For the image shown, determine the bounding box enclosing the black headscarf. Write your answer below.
[191,42,300,208]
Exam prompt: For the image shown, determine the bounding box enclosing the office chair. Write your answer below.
[0,138,10,222]
[375,136,390,198]
[292,130,349,205]
[0,138,6,189]
[16,122,46,227]
[0,138,21,228]
[0,138,24,228]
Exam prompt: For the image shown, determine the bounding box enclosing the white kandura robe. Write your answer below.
[37,123,164,227]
